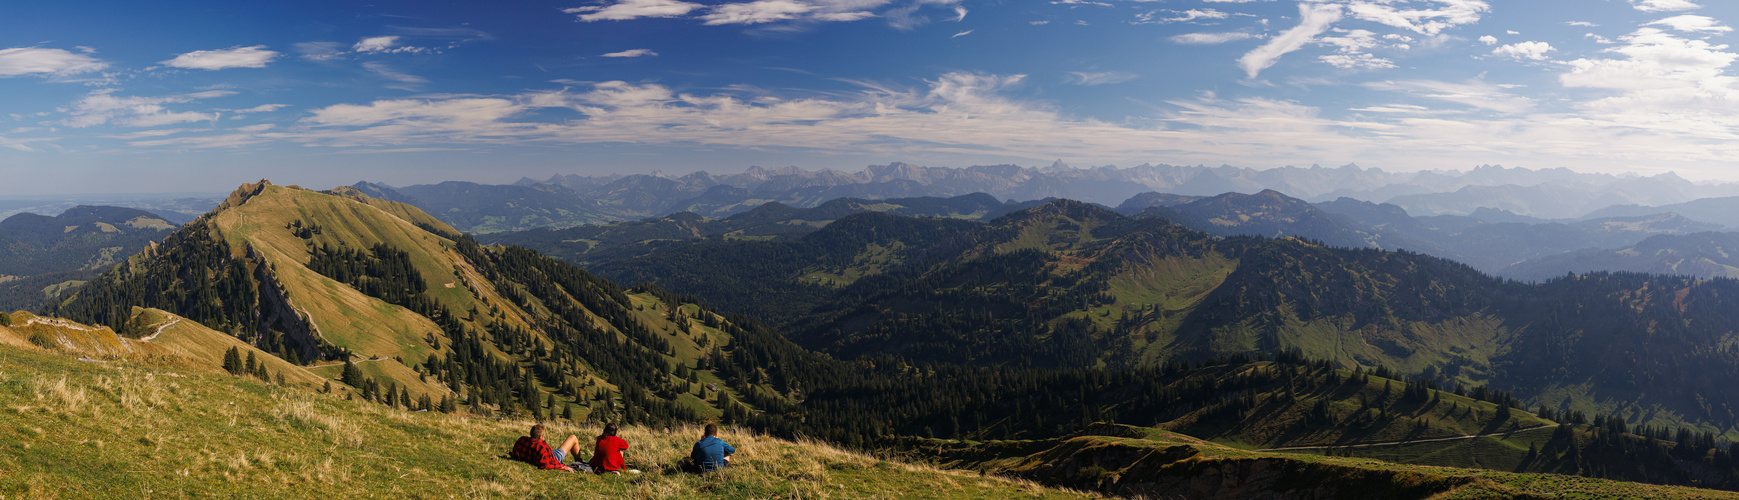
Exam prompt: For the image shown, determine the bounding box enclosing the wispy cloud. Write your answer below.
[160,45,279,70]
[952,30,973,38]
[1363,79,1534,113]
[1342,0,1489,36]
[0,47,107,77]
[602,48,659,57]
[566,0,705,21]
[1065,71,1137,85]
[58,89,232,128]
[1629,0,1700,13]
[1239,3,1342,79]
[362,62,428,89]
[1171,32,1260,45]
[294,42,346,61]
[1647,15,1731,33]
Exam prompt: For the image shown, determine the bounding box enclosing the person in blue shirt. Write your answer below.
[690,423,736,472]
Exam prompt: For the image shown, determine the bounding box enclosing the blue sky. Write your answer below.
[1,0,1736,194]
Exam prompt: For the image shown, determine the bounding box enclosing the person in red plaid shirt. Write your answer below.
[510,424,584,472]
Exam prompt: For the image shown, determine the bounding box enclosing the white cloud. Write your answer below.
[1506,30,1519,35]
[602,48,659,57]
[952,30,974,38]
[1172,32,1261,44]
[1238,3,1343,79]
[1319,29,1381,53]
[566,0,705,21]
[0,47,107,77]
[1647,15,1731,33]
[1140,9,1230,23]
[355,36,400,52]
[952,6,967,21]
[58,89,230,128]
[1479,35,1498,45]
[353,36,427,54]
[703,0,813,24]
[1629,0,1700,13]
[1342,0,1489,36]
[1031,20,1050,25]
[227,104,289,114]
[161,45,279,70]
[814,11,876,21]
[1561,28,1736,93]
[1567,21,1599,27]
[1364,79,1534,113]
[1321,53,1395,69]
[1492,41,1554,61]
[1065,71,1137,85]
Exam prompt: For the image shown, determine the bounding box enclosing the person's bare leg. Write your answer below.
[558,435,583,462]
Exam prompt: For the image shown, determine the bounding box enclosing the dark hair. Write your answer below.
[531,424,546,439]
[704,423,718,437]
[598,423,618,441]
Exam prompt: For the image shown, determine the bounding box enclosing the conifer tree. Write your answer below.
[245,351,258,375]
[341,358,363,387]
[223,347,243,375]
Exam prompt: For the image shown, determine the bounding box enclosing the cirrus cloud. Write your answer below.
[161,45,279,70]
[0,47,107,77]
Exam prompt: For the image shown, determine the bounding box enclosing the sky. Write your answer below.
[2,0,1737,194]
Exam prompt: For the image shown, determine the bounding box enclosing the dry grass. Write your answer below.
[0,344,1094,499]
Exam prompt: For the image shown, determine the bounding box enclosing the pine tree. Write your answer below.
[222,347,243,375]
[562,404,573,421]
[341,358,363,387]
[245,351,258,375]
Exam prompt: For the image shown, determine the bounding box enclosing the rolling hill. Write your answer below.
[0,205,178,312]
[590,198,1739,439]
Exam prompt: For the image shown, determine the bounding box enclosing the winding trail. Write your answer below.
[1255,424,1556,452]
[138,318,180,342]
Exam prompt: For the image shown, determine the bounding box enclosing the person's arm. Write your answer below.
[723,442,736,456]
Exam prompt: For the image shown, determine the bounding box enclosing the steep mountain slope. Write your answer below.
[1502,231,1739,281]
[43,180,799,427]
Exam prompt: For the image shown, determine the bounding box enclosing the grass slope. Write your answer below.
[0,344,1091,499]
[929,425,1737,499]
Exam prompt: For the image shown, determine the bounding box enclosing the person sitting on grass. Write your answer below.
[589,423,631,474]
[690,423,736,472]
[509,424,583,472]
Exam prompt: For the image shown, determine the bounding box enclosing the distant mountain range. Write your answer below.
[348,162,1739,234]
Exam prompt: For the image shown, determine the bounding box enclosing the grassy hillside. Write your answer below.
[0,343,1089,499]
[45,181,817,433]
[925,425,1737,499]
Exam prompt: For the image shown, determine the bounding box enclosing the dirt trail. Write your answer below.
[138,318,180,342]
[1256,424,1556,452]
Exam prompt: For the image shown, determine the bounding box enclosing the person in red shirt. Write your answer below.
[589,423,631,474]
[510,424,583,472]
